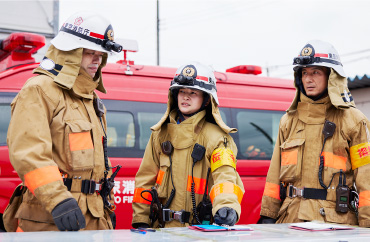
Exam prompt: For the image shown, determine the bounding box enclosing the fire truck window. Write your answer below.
[0,104,11,145]
[219,109,228,125]
[235,110,283,160]
[138,112,163,150]
[106,111,135,148]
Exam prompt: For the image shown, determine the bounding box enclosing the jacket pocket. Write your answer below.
[87,193,104,218]
[156,154,171,198]
[65,120,94,171]
[318,200,358,225]
[276,197,293,223]
[15,202,54,224]
[279,138,305,183]
[3,184,27,232]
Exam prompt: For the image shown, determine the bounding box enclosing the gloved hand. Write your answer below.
[51,198,86,231]
[110,212,116,229]
[257,216,277,224]
[214,207,237,226]
[132,223,150,229]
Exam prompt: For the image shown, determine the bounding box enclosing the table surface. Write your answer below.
[1,223,370,242]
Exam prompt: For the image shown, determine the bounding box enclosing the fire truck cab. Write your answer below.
[0,32,295,230]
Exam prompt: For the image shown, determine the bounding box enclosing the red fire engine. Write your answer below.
[0,32,295,229]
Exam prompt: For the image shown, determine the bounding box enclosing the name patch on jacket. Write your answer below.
[211,147,236,172]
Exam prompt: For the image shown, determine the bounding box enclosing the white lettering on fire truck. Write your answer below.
[113,180,134,204]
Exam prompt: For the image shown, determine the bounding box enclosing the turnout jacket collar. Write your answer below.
[167,109,206,149]
[151,91,237,134]
[289,68,355,112]
[297,94,331,124]
[33,44,107,94]
[72,69,99,99]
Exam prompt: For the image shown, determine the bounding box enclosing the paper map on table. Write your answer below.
[289,222,355,231]
[189,224,253,232]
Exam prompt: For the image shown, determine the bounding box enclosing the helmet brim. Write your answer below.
[293,63,346,78]
[51,32,111,53]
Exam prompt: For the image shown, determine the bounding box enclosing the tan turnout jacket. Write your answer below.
[5,46,113,231]
[132,94,245,227]
[260,70,370,227]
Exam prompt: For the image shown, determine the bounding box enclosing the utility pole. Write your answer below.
[53,0,59,37]
[156,0,160,66]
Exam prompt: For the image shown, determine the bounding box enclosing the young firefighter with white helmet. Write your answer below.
[132,62,245,228]
[259,40,370,227]
[3,11,122,231]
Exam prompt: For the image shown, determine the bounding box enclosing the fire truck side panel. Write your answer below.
[0,63,295,229]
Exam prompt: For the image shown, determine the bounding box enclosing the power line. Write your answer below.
[341,49,370,57]
[343,55,370,64]
[161,1,274,30]
[162,1,244,23]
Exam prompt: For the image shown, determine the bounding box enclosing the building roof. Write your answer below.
[348,74,370,89]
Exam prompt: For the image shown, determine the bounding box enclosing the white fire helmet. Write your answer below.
[51,11,122,53]
[293,40,346,77]
[170,62,219,104]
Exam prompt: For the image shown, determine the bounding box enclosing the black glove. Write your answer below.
[132,223,150,229]
[214,207,237,226]
[257,216,277,224]
[110,212,116,229]
[51,198,86,231]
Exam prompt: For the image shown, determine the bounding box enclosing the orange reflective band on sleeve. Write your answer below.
[322,152,347,171]
[281,149,298,166]
[210,148,236,172]
[359,190,370,208]
[263,182,281,201]
[210,182,243,204]
[186,175,207,195]
[24,166,63,195]
[69,131,94,151]
[350,142,370,170]
[155,170,165,185]
[133,187,151,205]
[16,226,24,232]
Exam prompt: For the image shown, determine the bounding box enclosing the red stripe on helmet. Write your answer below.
[314,53,329,57]
[90,32,104,39]
[174,74,209,82]
[196,76,208,82]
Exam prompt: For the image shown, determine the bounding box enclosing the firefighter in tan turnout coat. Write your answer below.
[260,40,370,227]
[132,62,245,228]
[3,12,122,232]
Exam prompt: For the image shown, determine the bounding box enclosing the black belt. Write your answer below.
[287,184,327,200]
[63,178,102,195]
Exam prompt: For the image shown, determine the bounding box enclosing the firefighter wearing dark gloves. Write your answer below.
[132,62,244,228]
[260,40,370,227]
[3,11,122,232]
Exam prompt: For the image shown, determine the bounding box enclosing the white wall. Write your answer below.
[0,1,57,63]
[351,87,370,119]
[0,1,55,35]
